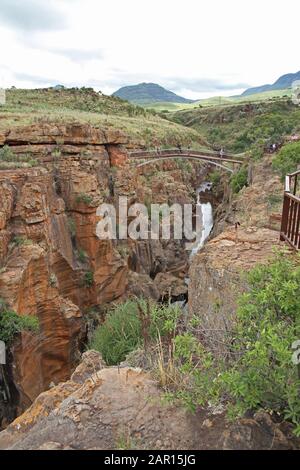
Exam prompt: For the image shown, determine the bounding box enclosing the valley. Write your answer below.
[0,87,299,450]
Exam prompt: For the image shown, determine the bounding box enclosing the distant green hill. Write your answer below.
[242,71,300,96]
[142,88,292,112]
[168,99,300,154]
[112,83,194,105]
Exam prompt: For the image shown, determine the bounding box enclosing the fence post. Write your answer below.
[280,194,290,241]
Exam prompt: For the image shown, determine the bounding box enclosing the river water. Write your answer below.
[191,182,214,256]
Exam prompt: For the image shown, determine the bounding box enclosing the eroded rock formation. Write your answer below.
[0,351,298,450]
[188,226,283,351]
[0,122,201,424]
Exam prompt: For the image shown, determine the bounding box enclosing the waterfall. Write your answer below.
[191,183,214,256]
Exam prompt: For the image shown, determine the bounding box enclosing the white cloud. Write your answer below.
[0,0,299,98]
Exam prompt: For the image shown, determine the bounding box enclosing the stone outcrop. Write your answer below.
[0,351,298,450]
[0,124,132,423]
[0,123,127,147]
[0,351,197,450]
[188,226,283,350]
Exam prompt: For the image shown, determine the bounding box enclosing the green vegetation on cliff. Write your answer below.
[168,99,300,153]
[172,253,300,436]
[89,300,181,365]
[0,88,204,148]
[0,299,39,344]
[90,253,300,435]
[273,141,300,178]
[0,145,38,169]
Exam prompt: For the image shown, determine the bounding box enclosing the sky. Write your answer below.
[0,0,299,99]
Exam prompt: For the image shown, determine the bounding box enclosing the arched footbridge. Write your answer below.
[128,149,244,173]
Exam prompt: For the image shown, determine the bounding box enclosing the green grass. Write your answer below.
[0,144,38,169]
[0,299,39,344]
[272,141,300,178]
[89,299,181,365]
[167,99,300,153]
[0,88,205,148]
[143,88,293,112]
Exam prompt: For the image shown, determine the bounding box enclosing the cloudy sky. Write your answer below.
[0,0,299,99]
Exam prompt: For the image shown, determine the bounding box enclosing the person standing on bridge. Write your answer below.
[219,147,224,158]
[177,143,182,153]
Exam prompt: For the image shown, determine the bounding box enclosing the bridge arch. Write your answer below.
[133,155,235,173]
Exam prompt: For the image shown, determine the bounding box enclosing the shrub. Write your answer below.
[250,145,264,161]
[89,300,181,366]
[82,271,94,288]
[266,193,282,208]
[169,252,300,435]
[67,217,76,238]
[89,301,142,365]
[49,273,58,287]
[77,249,88,263]
[230,167,248,193]
[12,236,32,246]
[76,193,93,205]
[116,245,129,258]
[217,253,300,433]
[0,146,38,167]
[209,170,221,185]
[272,142,300,178]
[0,299,39,344]
[0,145,15,161]
[176,159,193,173]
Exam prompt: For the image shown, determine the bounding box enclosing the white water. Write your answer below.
[191,184,214,256]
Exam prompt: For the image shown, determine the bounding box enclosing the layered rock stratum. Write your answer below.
[0,122,199,425]
[0,351,298,450]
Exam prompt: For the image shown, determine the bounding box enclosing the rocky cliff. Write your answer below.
[0,122,204,426]
[188,153,290,352]
[188,226,281,351]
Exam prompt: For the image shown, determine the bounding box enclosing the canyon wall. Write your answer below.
[0,123,201,425]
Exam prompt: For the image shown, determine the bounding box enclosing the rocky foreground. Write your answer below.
[0,350,299,450]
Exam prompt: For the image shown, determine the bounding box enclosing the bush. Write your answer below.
[0,146,38,168]
[89,301,142,365]
[169,252,300,435]
[0,145,15,161]
[76,193,93,205]
[0,299,39,344]
[89,300,181,365]
[250,145,264,161]
[217,253,300,432]
[230,167,248,193]
[82,271,94,288]
[12,236,32,246]
[209,170,221,186]
[77,249,88,263]
[67,217,76,238]
[272,142,300,178]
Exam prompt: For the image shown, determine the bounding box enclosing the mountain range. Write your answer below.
[112,71,300,106]
[242,71,300,96]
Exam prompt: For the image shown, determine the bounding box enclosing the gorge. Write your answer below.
[0,122,221,428]
[0,90,299,450]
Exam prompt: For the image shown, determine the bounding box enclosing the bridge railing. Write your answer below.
[280,169,300,249]
[128,148,244,160]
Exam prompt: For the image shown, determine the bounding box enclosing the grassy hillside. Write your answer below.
[144,88,292,112]
[168,98,300,154]
[0,88,205,148]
